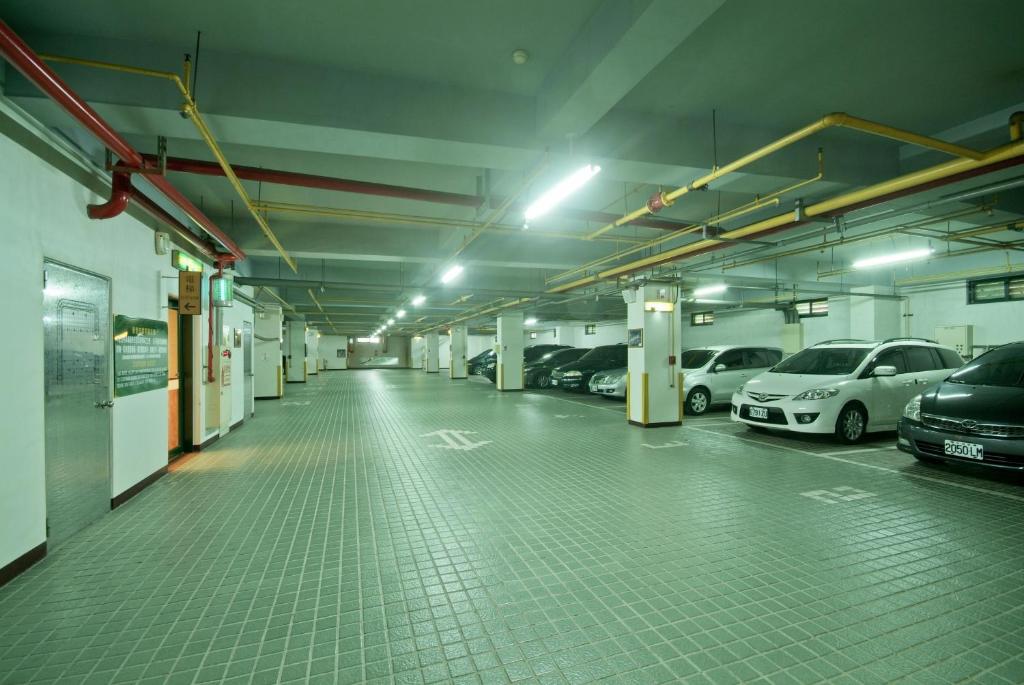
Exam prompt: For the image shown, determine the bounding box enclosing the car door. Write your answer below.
[904,346,946,392]
[708,349,749,402]
[864,347,910,426]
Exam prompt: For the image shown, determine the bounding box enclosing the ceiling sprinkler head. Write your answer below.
[512,49,529,65]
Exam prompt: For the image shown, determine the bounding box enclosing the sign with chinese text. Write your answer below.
[113,315,168,397]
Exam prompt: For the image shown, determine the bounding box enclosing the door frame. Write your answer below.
[167,297,187,460]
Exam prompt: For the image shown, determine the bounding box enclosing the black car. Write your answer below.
[481,344,571,383]
[525,347,589,388]
[898,342,1024,470]
[467,349,495,376]
[550,344,628,391]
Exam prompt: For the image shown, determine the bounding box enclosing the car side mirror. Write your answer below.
[714,363,727,373]
[873,365,898,377]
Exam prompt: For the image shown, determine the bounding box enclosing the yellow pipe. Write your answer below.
[585,112,983,241]
[256,286,295,312]
[40,52,297,272]
[550,139,1024,293]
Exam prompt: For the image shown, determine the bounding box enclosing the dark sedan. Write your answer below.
[525,347,589,388]
[550,344,628,391]
[468,349,495,376]
[481,344,571,382]
[898,342,1024,470]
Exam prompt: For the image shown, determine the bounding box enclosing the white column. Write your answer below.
[305,328,319,375]
[449,325,468,379]
[497,312,524,391]
[850,286,901,341]
[626,284,682,427]
[285,320,307,382]
[425,331,440,373]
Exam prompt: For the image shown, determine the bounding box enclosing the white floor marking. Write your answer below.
[420,429,492,451]
[280,401,311,406]
[641,441,689,450]
[528,393,625,414]
[686,425,1024,503]
[553,414,585,419]
[801,486,877,504]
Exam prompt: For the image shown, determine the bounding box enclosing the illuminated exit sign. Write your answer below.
[171,250,204,272]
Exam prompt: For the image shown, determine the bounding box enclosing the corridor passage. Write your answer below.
[1,371,1023,685]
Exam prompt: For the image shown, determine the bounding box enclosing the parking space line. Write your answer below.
[818,446,899,457]
[685,425,1024,503]
[527,392,626,415]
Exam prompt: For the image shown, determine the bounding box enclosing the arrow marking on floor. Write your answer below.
[421,429,492,451]
[641,441,689,450]
[281,401,311,406]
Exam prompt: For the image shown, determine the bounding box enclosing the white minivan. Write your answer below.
[682,346,784,415]
[731,338,963,443]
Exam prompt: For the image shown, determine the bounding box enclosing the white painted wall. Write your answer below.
[319,335,349,370]
[683,309,785,350]
[467,334,493,358]
[904,283,1024,350]
[439,335,450,369]
[0,102,252,570]
[569,322,627,347]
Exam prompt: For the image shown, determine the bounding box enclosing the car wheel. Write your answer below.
[536,375,550,389]
[686,388,711,415]
[835,404,867,444]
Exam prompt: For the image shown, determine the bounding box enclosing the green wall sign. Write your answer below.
[113,315,168,397]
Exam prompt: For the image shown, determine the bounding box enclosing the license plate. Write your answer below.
[944,439,983,460]
[749,406,769,420]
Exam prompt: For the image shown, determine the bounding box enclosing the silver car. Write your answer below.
[682,346,783,415]
[589,367,627,398]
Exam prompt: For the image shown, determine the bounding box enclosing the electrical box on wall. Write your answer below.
[935,325,974,359]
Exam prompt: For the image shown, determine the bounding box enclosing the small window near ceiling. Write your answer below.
[529,332,538,339]
[967,275,1021,303]
[584,324,596,335]
[794,297,828,317]
[691,311,714,326]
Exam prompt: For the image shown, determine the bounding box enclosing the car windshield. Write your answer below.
[680,349,716,369]
[947,346,1024,387]
[771,347,871,375]
[524,346,559,362]
[543,348,584,364]
[579,345,625,362]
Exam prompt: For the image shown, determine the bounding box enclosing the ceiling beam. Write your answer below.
[537,0,724,140]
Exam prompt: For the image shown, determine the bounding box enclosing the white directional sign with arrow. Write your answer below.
[421,429,492,451]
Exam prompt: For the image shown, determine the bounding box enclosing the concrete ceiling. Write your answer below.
[2,0,1023,335]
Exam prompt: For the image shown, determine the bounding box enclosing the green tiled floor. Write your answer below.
[2,370,1024,684]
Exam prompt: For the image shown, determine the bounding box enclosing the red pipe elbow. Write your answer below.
[87,171,132,219]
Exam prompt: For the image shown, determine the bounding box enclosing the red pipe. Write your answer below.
[0,20,245,261]
[148,154,695,232]
[86,170,131,219]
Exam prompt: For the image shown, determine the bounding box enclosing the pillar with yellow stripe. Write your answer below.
[449,325,468,379]
[626,284,683,427]
[496,311,524,391]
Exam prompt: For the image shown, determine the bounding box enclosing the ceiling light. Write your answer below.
[853,247,934,269]
[644,302,674,312]
[396,310,406,318]
[441,264,464,284]
[524,164,602,222]
[524,317,538,326]
[693,284,727,297]
[411,294,426,306]
[387,318,395,325]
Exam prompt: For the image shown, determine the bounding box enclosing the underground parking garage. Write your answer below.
[2,2,1024,683]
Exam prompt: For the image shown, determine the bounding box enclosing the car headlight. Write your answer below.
[563,370,582,377]
[793,387,839,401]
[903,394,922,422]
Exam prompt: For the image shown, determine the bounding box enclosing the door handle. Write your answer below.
[94,400,114,408]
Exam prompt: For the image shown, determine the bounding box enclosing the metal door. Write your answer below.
[43,261,111,547]
[243,320,253,417]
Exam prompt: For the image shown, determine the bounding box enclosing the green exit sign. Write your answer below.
[171,250,204,272]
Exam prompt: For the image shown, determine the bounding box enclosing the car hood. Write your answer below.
[921,382,1024,423]
[742,372,853,397]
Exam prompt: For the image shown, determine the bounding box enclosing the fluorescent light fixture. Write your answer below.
[441,264,464,284]
[852,247,934,269]
[524,164,602,222]
[693,284,727,297]
[644,301,674,312]
[411,294,426,306]
[524,317,538,326]
[396,310,406,318]
[387,318,395,325]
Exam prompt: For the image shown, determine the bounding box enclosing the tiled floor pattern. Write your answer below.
[2,370,1024,684]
